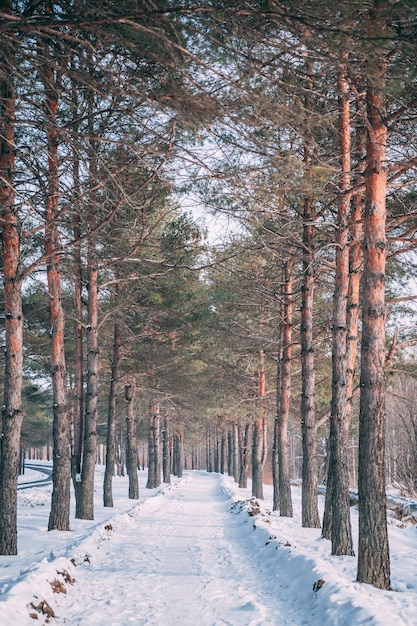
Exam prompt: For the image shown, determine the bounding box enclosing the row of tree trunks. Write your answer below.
[323,63,354,556]
[172,428,184,478]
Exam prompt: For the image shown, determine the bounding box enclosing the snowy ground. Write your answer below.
[1,465,417,625]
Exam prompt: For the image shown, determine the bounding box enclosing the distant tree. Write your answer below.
[125,381,139,499]
[276,252,294,517]
[146,399,161,490]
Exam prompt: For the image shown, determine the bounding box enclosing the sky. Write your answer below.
[0,464,417,625]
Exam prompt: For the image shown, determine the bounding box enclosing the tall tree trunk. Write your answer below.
[273,338,283,512]
[346,82,366,436]
[301,65,321,528]
[324,64,354,555]
[322,76,366,543]
[70,77,84,485]
[301,199,320,528]
[272,413,279,512]
[76,89,99,520]
[357,4,390,589]
[277,256,294,517]
[103,321,121,507]
[0,40,24,554]
[125,382,139,500]
[252,348,266,499]
[39,48,70,532]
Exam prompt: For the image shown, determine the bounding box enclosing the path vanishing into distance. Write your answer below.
[2,468,417,625]
[51,472,308,626]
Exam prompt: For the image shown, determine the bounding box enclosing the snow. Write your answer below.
[1,465,417,625]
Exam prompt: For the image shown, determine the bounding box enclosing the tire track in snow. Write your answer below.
[53,472,305,625]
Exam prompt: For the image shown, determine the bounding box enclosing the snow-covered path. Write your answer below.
[54,472,303,626]
[3,466,417,625]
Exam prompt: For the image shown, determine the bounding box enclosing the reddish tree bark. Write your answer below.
[0,37,24,553]
[346,83,366,428]
[357,4,390,589]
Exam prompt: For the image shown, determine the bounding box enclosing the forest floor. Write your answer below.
[1,466,417,625]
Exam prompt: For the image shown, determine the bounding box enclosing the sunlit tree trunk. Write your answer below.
[357,3,390,589]
[0,34,24,553]
[346,82,366,437]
